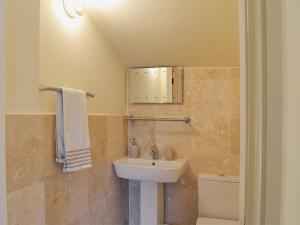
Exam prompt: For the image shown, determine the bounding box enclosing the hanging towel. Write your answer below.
[56,87,92,172]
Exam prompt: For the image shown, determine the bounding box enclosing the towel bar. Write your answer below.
[124,116,191,123]
[39,84,95,98]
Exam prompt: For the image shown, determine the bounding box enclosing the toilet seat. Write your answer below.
[196,217,239,225]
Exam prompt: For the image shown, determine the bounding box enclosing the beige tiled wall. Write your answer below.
[128,67,240,225]
[5,68,240,225]
[6,115,128,225]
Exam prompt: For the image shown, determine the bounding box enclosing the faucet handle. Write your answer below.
[151,144,157,151]
[150,144,159,160]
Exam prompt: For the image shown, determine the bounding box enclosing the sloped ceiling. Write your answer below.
[88,0,240,67]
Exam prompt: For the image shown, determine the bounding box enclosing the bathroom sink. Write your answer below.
[114,157,188,225]
[113,157,188,183]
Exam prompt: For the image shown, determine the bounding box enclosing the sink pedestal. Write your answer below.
[140,181,167,225]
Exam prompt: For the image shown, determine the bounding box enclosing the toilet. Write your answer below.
[196,174,240,225]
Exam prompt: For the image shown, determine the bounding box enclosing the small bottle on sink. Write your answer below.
[130,138,139,158]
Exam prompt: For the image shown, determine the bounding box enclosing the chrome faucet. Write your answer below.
[151,144,159,160]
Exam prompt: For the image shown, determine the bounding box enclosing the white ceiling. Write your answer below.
[88,0,240,67]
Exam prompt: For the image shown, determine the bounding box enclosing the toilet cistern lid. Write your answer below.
[196,217,239,225]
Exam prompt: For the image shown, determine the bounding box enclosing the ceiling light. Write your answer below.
[63,0,85,18]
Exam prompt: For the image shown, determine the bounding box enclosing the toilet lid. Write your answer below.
[196,217,239,225]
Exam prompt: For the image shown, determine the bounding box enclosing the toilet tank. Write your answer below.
[198,174,239,221]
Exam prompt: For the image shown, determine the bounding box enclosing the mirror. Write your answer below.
[128,67,183,104]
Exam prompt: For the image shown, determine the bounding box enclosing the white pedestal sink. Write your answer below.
[113,157,188,225]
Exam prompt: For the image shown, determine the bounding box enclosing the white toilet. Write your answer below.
[196,174,240,225]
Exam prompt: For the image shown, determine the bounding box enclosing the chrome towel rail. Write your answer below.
[39,84,95,98]
[125,116,191,123]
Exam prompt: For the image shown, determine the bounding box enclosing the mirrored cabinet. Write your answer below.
[128,67,183,104]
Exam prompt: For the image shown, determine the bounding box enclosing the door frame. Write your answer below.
[239,0,247,223]
[0,0,7,224]
[240,0,269,224]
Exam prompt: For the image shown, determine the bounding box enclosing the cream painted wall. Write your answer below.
[88,0,240,67]
[5,0,127,114]
[281,0,300,224]
[39,0,126,114]
[0,0,7,223]
[5,0,40,113]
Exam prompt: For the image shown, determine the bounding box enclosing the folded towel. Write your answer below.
[56,87,92,172]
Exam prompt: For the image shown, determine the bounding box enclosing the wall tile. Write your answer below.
[6,115,128,225]
[89,115,107,163]
[8,182,45,225]
[42,115,59,177]
[107,116,127,158]
[165,182,198,225]
[6,115,45,193]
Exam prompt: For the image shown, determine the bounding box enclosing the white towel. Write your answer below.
[56,87,92,172]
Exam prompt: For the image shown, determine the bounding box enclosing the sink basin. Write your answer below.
[113,157,188,183]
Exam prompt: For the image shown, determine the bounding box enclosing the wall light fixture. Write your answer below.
[63,0,85,18]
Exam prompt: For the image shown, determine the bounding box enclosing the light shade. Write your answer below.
[63,0,85,18]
